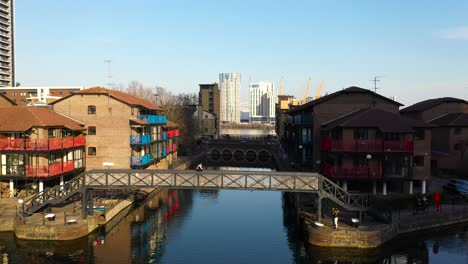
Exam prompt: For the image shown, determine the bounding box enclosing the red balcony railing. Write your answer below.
[325,164,383,179]
[25,161,75,178]
[0,136,85,151]
[172,144,177,152]
[166,129,179,138]
[322,138,413,153]
[383,140,413,152]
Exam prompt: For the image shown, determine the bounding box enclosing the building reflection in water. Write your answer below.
[0,186,466,263]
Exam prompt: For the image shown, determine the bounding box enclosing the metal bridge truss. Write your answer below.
[20,170,371,220]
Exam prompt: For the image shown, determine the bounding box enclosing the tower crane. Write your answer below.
[279,76,284,95]
[301,78,311,104]
[313,81,325,100]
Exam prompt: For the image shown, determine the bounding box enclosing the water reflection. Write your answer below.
[0,187,467,263]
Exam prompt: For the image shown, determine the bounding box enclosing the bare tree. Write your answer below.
[126,82,198,152]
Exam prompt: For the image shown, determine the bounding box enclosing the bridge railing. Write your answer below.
[320,176,370,210]
[21,174,85,216]
[20,170,371,217]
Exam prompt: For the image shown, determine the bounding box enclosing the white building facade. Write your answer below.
[219,73,241,123]
[249,81,277,124]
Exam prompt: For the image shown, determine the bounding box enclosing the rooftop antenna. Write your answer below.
[105,59,113,89]
[370,76,383,93]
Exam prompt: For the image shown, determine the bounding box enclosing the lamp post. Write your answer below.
[366,154,372,178]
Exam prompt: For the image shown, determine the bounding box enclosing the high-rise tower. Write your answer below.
[219,73,241,123]
[249,81,277,124]
[0,0,14,87]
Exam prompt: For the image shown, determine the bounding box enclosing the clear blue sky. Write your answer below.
[16,0,468,107]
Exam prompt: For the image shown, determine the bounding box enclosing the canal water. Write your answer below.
[0,182,467,263]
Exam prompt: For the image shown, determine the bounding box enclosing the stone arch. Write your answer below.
[222,149,233,161]
[210,149,220,161]
[234,150,245,162]
[245,150,257,162]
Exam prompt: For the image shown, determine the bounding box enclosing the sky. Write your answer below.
[15,0,468,108]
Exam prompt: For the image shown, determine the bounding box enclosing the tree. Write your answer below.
[126,82,198,151]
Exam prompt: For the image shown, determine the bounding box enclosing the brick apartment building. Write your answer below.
[401,97,468,177]
[51,87,178,170]
[283,87,432,194]
[198,83,220,138]
[0,106,86,196]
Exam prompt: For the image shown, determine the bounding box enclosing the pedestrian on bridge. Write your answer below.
[196,163,204,172]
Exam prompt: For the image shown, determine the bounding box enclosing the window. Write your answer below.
[74,149,84,168]
[88,105,96,114]
[414,156,424,167]
[1,154,25,176]
[88,126,96,135]
[48,153,60,164]
[88,147,96,156]
[354,129,368,140]
[454,127,462,135]
[384,133,403,141]
[414,129,425,140]
[48,129,57,138]
[331,128,342,140]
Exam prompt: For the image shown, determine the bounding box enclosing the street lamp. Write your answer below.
[366,154,372,178]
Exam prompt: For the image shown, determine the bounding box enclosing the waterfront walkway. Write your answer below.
[304,201,468,248]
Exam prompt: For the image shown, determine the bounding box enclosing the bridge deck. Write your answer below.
[20,170,370,219]
[85,170,319,192]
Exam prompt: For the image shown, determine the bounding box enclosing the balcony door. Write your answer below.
[383,154,410,178]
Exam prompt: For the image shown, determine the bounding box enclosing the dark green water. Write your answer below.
[0,189,467,263]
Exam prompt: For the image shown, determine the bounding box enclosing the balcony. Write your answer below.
[0,136,85,151]
[130,154,152,166]
[162,131,167,140]
[383,141,413,152]
[138,114,166,125]
[130,134,150,145]
[325,165,383,179]
[166,129,179,138]
[25,161,75,178]
[322,139,413,153]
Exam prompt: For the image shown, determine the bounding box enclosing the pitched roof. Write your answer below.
[0,93,16,105]
[166,120,177,127]
[129,118,148,125]
[401,97,468,113]
[290,86,403,113]
[430,113,468,127]
[322,108,433,133]
[0,106,85,132]
[51,87,163,111]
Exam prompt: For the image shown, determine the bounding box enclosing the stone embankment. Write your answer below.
[305,203,468,248]
[1,154,200,241]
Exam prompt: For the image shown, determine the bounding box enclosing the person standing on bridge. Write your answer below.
[196,163,204,172]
